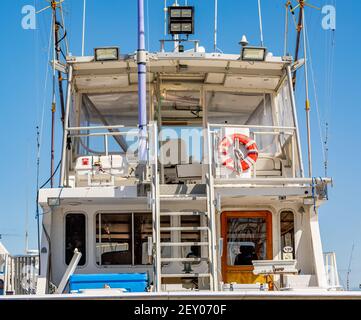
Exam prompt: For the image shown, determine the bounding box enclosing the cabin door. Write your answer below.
[221,211,273,284]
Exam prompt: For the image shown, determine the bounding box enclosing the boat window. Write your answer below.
[65,214,86,266]
[96,213,152,266]
[225,217,268,266]
[134,214,153,265]
[280,211,295,259]
[74,92,149,156]
[207,92,277,154]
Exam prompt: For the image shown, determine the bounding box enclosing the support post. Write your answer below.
[309,207,327,288]
[60,66,73,187]
[286,65,305,177]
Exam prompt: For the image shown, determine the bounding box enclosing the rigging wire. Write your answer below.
[36,127,41,264]
[38,14,54,161]
[304,19,326,166]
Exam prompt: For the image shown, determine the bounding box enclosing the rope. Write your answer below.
[38,13,54,160]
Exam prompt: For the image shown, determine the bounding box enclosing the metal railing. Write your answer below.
[324,252,343,291]
[61,124,156,186]
[1,254,39,295]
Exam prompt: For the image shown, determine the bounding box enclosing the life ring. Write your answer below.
[219,133,259,173]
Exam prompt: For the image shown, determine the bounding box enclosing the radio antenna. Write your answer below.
[257,0,264,46]
[214,0,218,52]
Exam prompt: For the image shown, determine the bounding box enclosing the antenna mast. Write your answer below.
[82,0,87,56]
[257,0,264,46]
[214,0,218,52]
[164,0,167,36]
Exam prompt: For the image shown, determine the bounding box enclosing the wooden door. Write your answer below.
[221,211,273,284]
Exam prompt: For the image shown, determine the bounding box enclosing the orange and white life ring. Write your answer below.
[219,133,259,173]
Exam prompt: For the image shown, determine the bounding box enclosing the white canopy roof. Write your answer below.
[68,52,290,93]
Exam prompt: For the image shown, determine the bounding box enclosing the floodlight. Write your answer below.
[241,47,267,62]
[94,47,119,62]
[48,197,60,207]
[168,6,194,35]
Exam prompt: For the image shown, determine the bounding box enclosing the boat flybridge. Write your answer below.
[31,4,339,297]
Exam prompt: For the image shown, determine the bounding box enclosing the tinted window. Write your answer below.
[65,214,86,266]
[280,211,295,259]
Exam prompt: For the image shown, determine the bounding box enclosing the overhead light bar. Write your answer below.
[168,6,194,35]
[241,47,267,62]
[94,47,119,62]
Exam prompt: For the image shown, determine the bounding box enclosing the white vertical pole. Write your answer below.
[258,0,264,47]
[303,9,312,177]
[82,0,86,56]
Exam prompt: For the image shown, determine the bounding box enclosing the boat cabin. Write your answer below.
[37,45,331,294]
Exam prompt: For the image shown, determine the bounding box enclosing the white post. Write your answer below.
[309,207,328,288]
[303,10,313,177]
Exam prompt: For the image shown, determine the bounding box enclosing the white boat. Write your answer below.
[1,0,353,300]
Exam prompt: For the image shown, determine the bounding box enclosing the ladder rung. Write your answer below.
[160,242,209,247]
[160,227,209,232]
[161,273,211,278]
[161,257,209,262]
[160,212,208,216]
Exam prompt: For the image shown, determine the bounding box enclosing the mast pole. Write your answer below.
[137,0,148,165]
[302,4,312,177]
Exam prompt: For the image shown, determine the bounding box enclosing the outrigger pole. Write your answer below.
[302,6,313,177]
[137,0,148,165]
[288,0,315,177]
[51,1,57,188]
[42,0,67,186]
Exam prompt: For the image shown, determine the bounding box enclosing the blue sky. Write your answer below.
[0,0,360,289]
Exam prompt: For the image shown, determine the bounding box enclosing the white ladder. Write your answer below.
[157,206,214,290]
[149,122,218,292]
